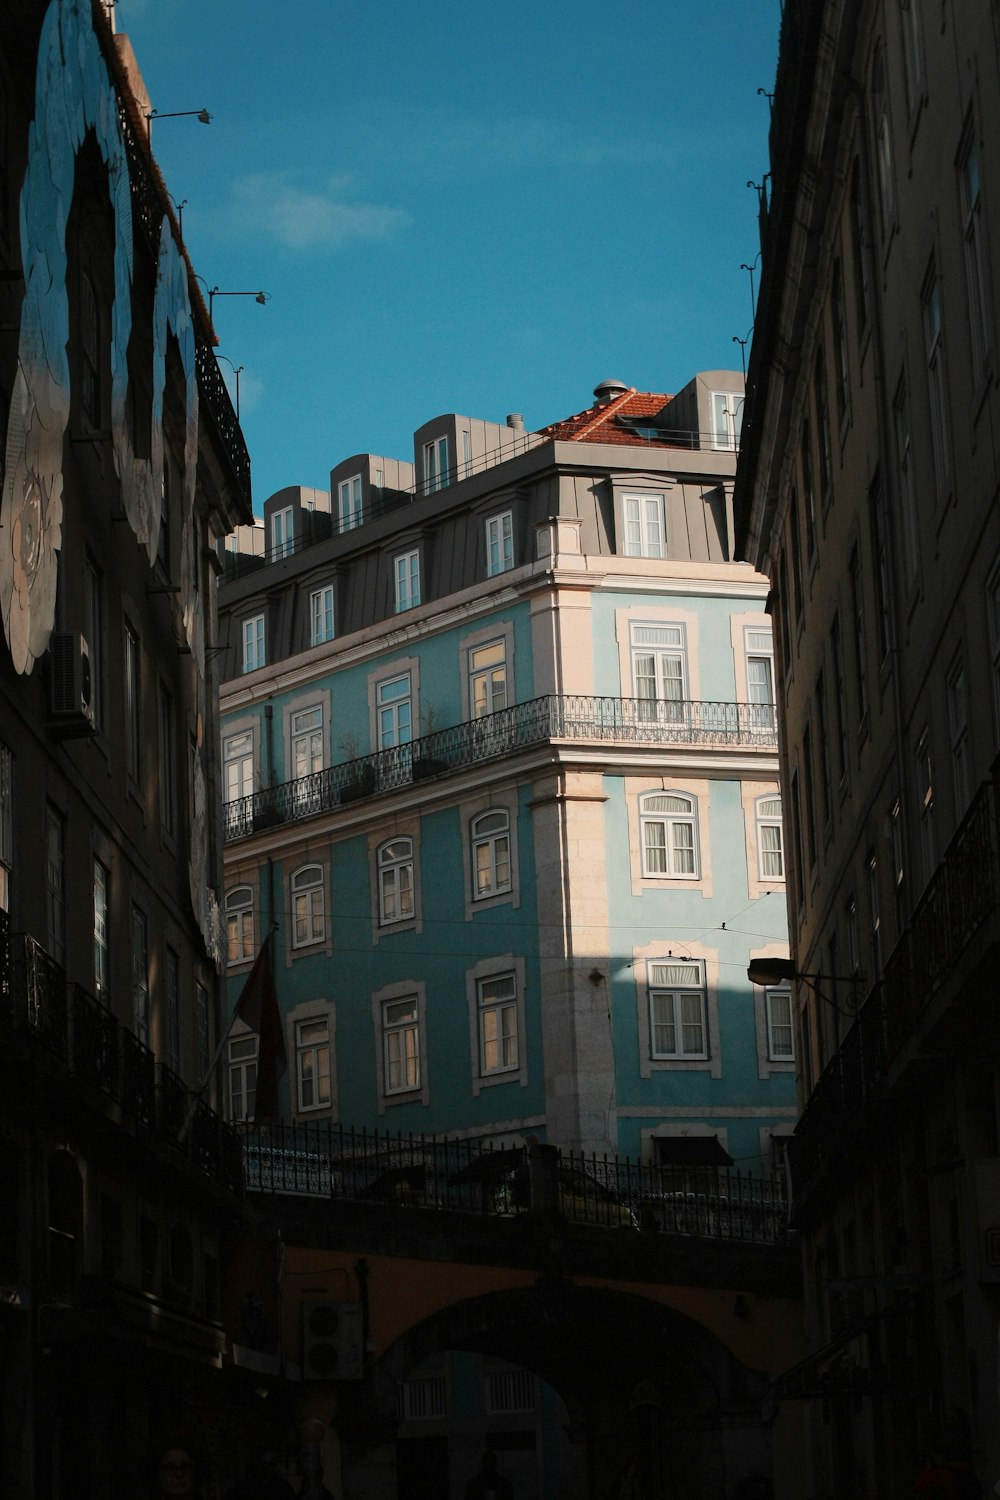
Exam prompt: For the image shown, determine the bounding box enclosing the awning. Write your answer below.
[653,1136,734,1167]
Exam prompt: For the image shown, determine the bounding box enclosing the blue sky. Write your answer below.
[117,1,781,514]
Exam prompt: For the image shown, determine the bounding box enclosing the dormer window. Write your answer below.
[710,392,743,450]
[338,475,363,531]
[423,436,449,494]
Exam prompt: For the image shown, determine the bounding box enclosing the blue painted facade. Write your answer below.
[218,377,796,1172]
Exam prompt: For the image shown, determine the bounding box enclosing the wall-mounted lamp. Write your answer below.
[145,107,212,143]
[747,957,797,987]
[208,287,270,323]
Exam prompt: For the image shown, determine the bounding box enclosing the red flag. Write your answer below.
[234,934,286,1121]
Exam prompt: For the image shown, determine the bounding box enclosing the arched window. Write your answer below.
[225,885,254,962]
[377,838,414,925]
[755,796,785,881]
[291,865,324,948]
[471,809,511,899]
[640,792,699,878]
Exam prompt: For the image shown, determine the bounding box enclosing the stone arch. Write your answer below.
[341,1279,773,1500]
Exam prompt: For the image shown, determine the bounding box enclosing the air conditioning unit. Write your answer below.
[49,633,96,736]
[302,1299,364,1381]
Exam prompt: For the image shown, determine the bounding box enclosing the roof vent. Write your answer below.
[507,413,524,432]
[593,378,628,405]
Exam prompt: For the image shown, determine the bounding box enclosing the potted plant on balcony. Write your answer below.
[339,732,376,803]
[411,707,449,781]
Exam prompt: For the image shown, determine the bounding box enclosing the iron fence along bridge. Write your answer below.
[240,1121,791,1244]
[225,694,777,840]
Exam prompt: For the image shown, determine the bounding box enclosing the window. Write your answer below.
[226,886,254,963]
[165,945,180,1073]
[131,905,149,1045]
[815,673,832,826]
[485,512,513,576]
[867,853,882,977]
[850,547,868,728]
[377,673,412,748]
[394,550,421,612]
[789,769,805,909]
[85,556,104,728]
[788,498,803,621]
[947,656,970,815]
[477,973,518,1075]
[291,865,324,948]
[710,391,743,450]
[802,724,817,868]
[872,44,896,237]
[756,797,785,881]
[484,1369,535,1414]
[917,729,935,885]
[648,960,707,1059]
[631,622,687,723]
[309,585,335,645]
[296,1016,332,1111]
[124,622,141,779]
[922,261,951,497]
[195,983,210,1083]
[765,987,794,1060]
[291,706,323,779]
[241,614,265,674]
[423,436,449,494]
[338,475,363,530]
[870,477,892,667]
[271,506,293,560]
[158,684,176,835]
[461,428,472,476]
[228,1032,258,1121]
[849,159,870,334]
[80,270,100,429]
[471,810,511,899]
[800,428,817,558]
[959,122,990,381]
[746,627,779,732]
[640,792,699,878]
[622,493,666,558]
[470,639,507,717]
[45,805,65,967]
[382,996,420,1092]
[224,729,254,803]
[831,614,848,780]
[377,838,414,925]
[94,859,109,999]
[989,570,1000,741]
[0,741,10,914]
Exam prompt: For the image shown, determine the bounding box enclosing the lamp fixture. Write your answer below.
[208,287,269,323]
[145,107,212,142]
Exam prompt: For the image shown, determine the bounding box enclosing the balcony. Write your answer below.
[787,778,1000,1207]
[240,1121,791,1247]
[225,694,777,840]
[0,916,243,1195]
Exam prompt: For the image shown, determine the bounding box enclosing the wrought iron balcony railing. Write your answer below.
[240,1121,791,1245]
[788,778,1000,1202]
[0,915,242,1195]
[225,693,777,840]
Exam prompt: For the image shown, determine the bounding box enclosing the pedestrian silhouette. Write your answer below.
[464,1452,512,1500]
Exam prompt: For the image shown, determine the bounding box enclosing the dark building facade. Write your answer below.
[736,1,1000,1494]
[0,1,258,1492]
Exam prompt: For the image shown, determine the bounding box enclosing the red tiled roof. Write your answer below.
[537,388,674,445]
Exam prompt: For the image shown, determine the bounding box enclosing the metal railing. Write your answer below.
[0,917,242,1195]
[788,778,1000,1199]
[239,1122,791,1244]
[225,694,777,840]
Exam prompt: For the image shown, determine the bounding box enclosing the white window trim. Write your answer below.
[709,391,744,451]
[633,940,721,1078]
[755,794,786,883]
[225,883,255,965]
[625,776,713,898]
[222,713,261,812]
[290,863,325,950]
[740,781,786,900]
[368,654,420,754]
[308,583,336,646]
[394,548,421,612]
[639,790,701,880]
[647,958,709,1060]
[460,788,520,921]
[338,474,363,530]
[282,688,331,788]
[485,510,514,576]
[368,817,422,941]
[270,506,294,561]
[466,954,527,1096]
[241,612,265,675]
[376,836,416,929]
[227,1020,259,1122]
[460,621,515,723]
[288,999,336,1119]
[616,605,701,707]
[750,949,796,1079]
[620,491,667,559]
[372,980,429,1112]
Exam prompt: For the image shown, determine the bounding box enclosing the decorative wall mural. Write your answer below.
[1,0,134,674]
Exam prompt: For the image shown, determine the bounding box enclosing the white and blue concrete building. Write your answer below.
[217,375,796,1174]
